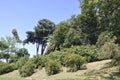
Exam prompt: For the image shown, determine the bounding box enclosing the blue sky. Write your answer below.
[0,0,80,57]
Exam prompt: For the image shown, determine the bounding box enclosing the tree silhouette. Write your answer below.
[24,19,55,55]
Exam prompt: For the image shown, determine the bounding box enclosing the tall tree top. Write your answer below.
[12,29,21,43]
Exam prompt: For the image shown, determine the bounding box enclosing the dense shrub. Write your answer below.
[9,54,18,63]
[0,62,14,75]
[19,60,35,77]
[13,55,29,69]
[59,53,71,66]
[112,54,120,66]
[45,60,62,75]
[64,53,85,72]
[46,51,61,61]
[96,31,113,48]
[32,55,46,68]
[76,46,98,62]
[61,46,98,62]
[97,39,120,60]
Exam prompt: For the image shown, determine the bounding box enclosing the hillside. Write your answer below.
[0,59,119,80]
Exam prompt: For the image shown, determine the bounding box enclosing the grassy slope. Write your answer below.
[0,60,119,80]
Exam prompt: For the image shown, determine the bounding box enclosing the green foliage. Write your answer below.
[0,41,9,50]
[46,20,85,53]
[79,0,120,44]
[9,54,18,63]
[45,60,62,75]
[19,60,35,77]
[61,46,98,62]
[96,0,120,39]
[46,51,61,61]
[33,51,71,69]
[98,38,119,60]
[13,55,29,69]
[9,48,29,63]
[12,29,21,43]
[9,48,29,69]
[16,48,29,58]
[32,55,46,68]
[75,46,98,62]
[0,62,14,75]
[51,22,70,50]
[24,19,55,55]
[0,36,17,62]
[96,31,113,48]
[79,0,99,44]
[112,54,120,66]
[64,53,85,72]
[62,28,82,48]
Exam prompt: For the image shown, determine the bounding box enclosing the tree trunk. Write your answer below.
[41,44,44,55]
[41,43,46,55]
[36,43,39,55]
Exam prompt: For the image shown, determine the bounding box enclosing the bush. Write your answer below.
[76,46,98,62]
[19,60,35,77]
[45,60,62,75]
[59,53,70,66]
[32,55,46,68]
[112,54,120,66]
[13,55,29,69]
[96,31,113,48]
[0,62,14,75]
[61,46,98,62]
[97,38,120,60]
[46,51,61,61]
[64,53,86,72]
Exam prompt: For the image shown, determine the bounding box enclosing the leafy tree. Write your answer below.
[51,21,70,50]
[79,0,120,44]
[24,19,55,55]
[66,15,88,45]
[96,0,120,43]
[0,36,17,62]
[62,28,82,48]
[46,17,87,54]
[79,0,99,44]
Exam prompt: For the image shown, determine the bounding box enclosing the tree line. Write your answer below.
[0,0,120,77]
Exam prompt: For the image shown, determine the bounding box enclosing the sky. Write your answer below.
[0,0,80,57]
